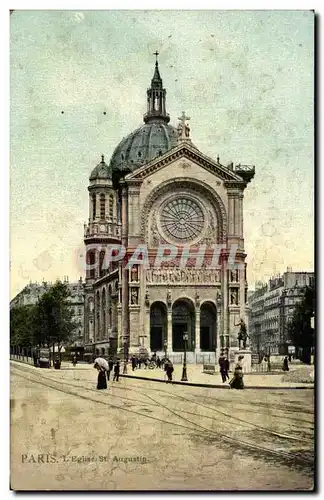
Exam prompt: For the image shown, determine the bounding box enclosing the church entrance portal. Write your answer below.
[172,299,195,351]
[150,302,167,351]
[200,301,217,351]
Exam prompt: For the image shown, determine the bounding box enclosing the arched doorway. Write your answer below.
[172,299,195,351]
[200,301,217,351]
[150,302,167,351]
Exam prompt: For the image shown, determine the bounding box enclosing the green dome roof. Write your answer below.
[109,121,178,174]
[90,155,112,181]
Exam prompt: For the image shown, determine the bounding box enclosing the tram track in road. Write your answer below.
[117,384,314,444]
[10,363,314,440]
[121,380,315,427]
[10,361,314,427]
[10,364,314,472]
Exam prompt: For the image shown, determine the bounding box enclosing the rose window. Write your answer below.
[160,198,204,241]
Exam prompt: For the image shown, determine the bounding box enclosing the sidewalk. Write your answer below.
[121,364,314,389]
[10,358,314,389]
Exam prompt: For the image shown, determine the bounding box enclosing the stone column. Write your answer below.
[239,193,244,238]
[121,184,129,345]
[195,306,200,354]
[167,309,172,354]
[228,194,235,235]
[216,305,221,356]
[221,258,229,350]
[127,182,141,244]
[239,266,245,319]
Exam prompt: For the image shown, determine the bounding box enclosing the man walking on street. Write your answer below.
[113,360,120,382]
[224,355,230,381]
[107,358,114,381]
[218,354,227,383]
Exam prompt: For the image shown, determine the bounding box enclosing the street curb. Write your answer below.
[10,360,314,390]
[120,374,314,390]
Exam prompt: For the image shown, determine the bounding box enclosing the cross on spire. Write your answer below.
[178,111,190,125]
[153,50,159,64]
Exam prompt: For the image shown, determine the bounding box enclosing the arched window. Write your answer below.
[100,193,105,219]
[92,194,96,219]
[109,195,114,218]
[99,250,106,278]
[88,250,96,279]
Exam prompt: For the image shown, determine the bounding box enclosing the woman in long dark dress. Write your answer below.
[229,356,244,389]
[96,367,107,390]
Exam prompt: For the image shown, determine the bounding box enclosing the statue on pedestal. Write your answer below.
[145,289,150,308]
[235,318,249,349]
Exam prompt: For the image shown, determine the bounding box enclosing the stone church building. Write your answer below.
[83,58,255,363]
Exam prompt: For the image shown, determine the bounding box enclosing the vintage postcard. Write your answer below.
[10,10,315,491]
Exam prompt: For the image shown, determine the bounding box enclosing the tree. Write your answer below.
[287,284,315,364]
[10,305,36,354]
[34,281,76,358]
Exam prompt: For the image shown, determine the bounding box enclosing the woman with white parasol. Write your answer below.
[94,357,109,390]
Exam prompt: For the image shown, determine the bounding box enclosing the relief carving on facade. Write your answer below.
[130,288,138,305]
[150,210,167,246]
[145,289,150,307]
[230,269,239,282]
[230,288,239,305]
[131,264,139,282]
[146,267,221,284]
[200,210,217,245]
[167,289,172,307]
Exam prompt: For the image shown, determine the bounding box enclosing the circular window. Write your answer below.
[160,198,204,241]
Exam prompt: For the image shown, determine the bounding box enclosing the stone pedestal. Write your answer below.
[234,349,252,373]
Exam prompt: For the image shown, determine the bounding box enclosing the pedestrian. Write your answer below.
[283,356,289,371]
[107,358,114,381]
[96,366,108,390]
[288,353,292,363]
[94,357,109,382]
[131,355,137,371]
[137,358,142,369]
[113,360,120,382]
[224,356,230,380]
[54,356,61,370]
[165,359,174,383]
[229,355,244,389]
[156,356,161,369]
[32,351,38,367]
[218,354,227,383]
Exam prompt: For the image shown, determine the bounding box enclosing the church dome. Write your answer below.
[109,56,178,174]
[90,155,112,180]
[109,122,178,173]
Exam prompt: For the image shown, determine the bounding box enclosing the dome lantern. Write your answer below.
[143,51,170,124]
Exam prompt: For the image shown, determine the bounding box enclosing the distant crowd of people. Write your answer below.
[130,352,175,382]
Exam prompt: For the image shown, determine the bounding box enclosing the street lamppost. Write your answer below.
[123,338,128,374]
[181,332,188,382]
[164,340,168,360]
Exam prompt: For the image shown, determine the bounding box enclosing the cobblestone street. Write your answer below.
[10,361,314,491]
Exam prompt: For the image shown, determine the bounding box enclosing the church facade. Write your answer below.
[83,58,255,363]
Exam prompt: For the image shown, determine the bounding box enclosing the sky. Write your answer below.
[10,9,314,298]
